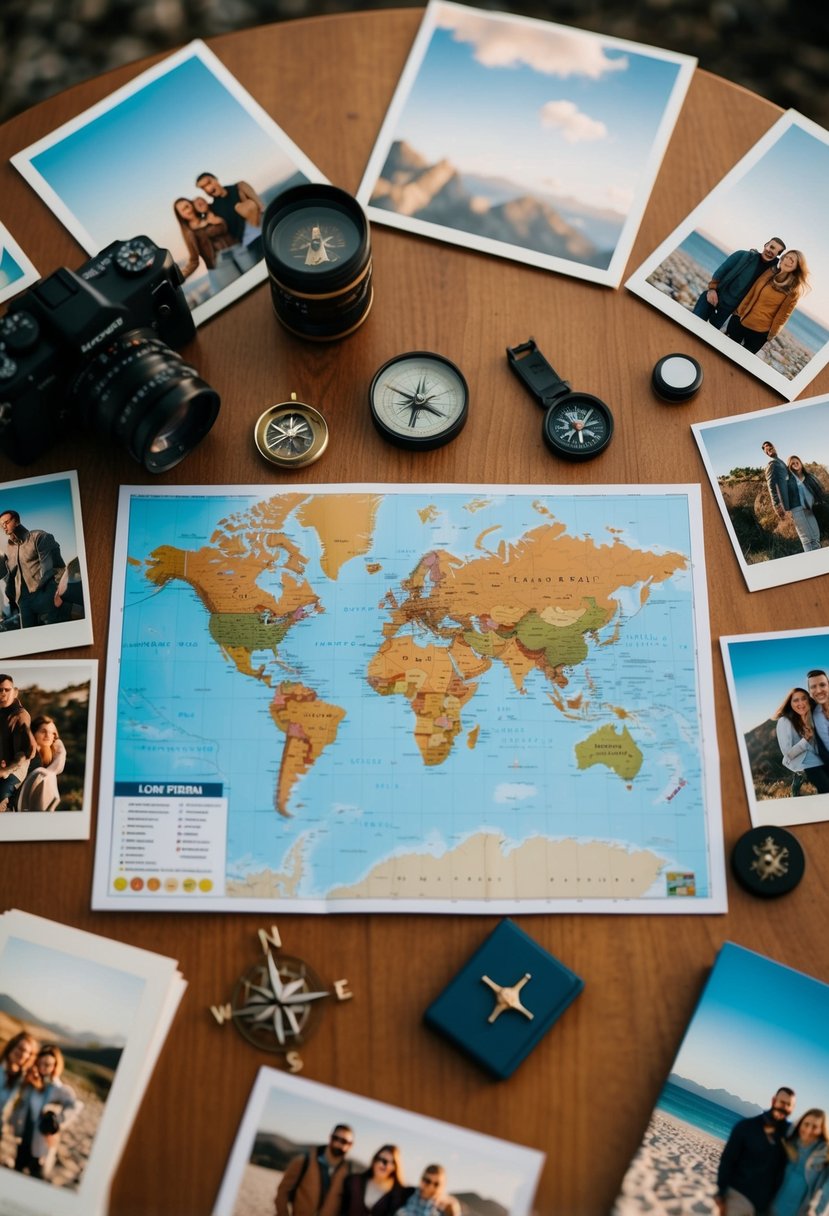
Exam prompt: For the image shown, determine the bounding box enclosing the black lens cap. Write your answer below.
[652,353,702,403]
[731,825,805,898]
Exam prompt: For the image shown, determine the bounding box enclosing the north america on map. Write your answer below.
[112,487,715,909]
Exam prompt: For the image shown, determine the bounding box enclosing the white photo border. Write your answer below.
[0,470,94,659]
[720,627,829,829]
[692,393,829,592]
[212,1067,545,1216]
[10,40,327,327]
[0,909,184,1216]
[0,221,39,306]
[356,0,695,288]
[0,659,97,842]
[626,110,829,402]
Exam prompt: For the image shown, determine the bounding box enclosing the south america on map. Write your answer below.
[94,485,724,912]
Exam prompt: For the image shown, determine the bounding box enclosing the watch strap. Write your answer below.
[506,339,572,409]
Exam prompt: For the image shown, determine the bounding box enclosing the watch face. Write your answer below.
[114,237,156,275]
[543,393,613,460]
[369,351,469,451]
[272,206,362,272]
[254,399,329,468]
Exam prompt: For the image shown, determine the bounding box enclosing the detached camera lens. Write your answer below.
[263,184,373,340]
[73,330,220,471]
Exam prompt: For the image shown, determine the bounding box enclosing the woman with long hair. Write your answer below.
[11,1044,83,1180]
[770,1109,829,1216]
[727,249,810,353]
[173,196,234,281]
[341,1144,408,1215]
[17,715,66,812]
[0,1032,37,1124]
[774,686,829,795]
[786,455,827,553]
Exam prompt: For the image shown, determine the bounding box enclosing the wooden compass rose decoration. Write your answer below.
[210,925,352,1071]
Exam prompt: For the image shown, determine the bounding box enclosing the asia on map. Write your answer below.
[92,484,725,912]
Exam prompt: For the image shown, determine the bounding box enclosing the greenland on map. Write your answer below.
[92,484,725,912]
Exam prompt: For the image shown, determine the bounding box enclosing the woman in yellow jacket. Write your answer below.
[726,249,810,353]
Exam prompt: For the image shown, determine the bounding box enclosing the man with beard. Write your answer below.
[275,1123,354,1216]
[715,1087,795,1215]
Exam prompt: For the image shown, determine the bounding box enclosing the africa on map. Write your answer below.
[93,485,724,912]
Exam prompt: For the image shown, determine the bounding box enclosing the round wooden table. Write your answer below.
[1,12,827,1215]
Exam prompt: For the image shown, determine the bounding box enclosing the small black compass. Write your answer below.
[507,338,614,461]
[369,351,469,451]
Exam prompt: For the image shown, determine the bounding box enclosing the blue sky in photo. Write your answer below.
[673,943,829,1111]
[696,122,829,326]
[724,631,829,732]
[0,248,25,290]
[698,398,829,477]
[28,51,302,264]
[0,934,145,1041]
[390,7,683,214]
[0,476,78,559]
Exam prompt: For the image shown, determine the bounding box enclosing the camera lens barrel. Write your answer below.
[262,184,373,340]
[72,329,220,472]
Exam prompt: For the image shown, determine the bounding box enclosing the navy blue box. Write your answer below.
[424,918,584,1080]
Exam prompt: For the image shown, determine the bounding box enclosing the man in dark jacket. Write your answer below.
[275,1123,354,1216]
[693,237,785,329]
[0,674,34,811]
[715,1086,795,1215]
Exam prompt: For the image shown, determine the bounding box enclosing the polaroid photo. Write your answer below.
[614,941,829,1215]
[0,472,92,659]
[692,393,829,591]
[213,1068,545,1216]
[0,222,38,307]
[0,908,185,1216]
[0,659,97,841]
[720,627,829,828]
[627,110,829,401]
[10,40,326,326]
[356,0,695,288]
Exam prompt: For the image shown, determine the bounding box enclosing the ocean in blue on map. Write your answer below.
[93,485,724,912]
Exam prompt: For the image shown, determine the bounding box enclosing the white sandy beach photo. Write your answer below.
[614,942,829,1215]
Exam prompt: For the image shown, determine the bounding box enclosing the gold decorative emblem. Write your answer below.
[750,836,790,882]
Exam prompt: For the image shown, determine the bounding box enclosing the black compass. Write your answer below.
[254,394,329,468]
[369,351,469,451]
[507,338,614,461]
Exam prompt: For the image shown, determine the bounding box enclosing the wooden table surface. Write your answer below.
[1,11,828,1215]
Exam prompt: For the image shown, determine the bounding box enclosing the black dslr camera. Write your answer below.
[0,236,220,472]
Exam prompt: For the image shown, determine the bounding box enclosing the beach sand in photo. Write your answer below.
[614,1108,722,1215]
[232,1161,282,1216]
[0,1064,105,1189]
[646,248,815,383]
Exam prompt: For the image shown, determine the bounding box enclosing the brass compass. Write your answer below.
[254,393,329,468]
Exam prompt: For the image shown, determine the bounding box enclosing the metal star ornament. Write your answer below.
[481,971,535,1023]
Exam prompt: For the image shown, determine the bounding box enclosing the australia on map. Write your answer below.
[94,485,724,912]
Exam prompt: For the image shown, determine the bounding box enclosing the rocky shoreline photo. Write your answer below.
[647,249,816,382]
